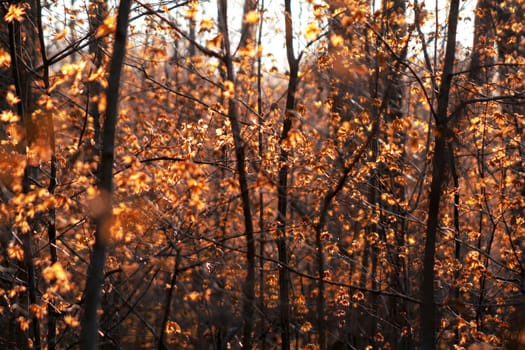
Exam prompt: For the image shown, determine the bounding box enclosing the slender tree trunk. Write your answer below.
[275,1,299,349]
[420,0,460,348]
[217,1,256,347]
[238,0,257,49]
[381,1,409,346]
[8,8,42,348]
[158,251,179,350]
[256,1,267,348]
[87,0,107,150]
[79,1,132,348]
[34,0,59,346]
[469,0,494,84]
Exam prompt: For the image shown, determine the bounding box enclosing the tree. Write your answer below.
[79,0,132,348]
[420,1,460,347]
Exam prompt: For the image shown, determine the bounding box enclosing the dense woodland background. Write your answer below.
[0,0,525,349]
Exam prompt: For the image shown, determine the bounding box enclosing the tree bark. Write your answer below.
[217,1,256,347]
[420,0,460,348]
[469,0,494,84]
[79,1,132,348]
[275,1,299,349]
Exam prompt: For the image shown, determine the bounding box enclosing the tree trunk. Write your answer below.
[275,1,299,349]
[217,1,256,347]
[420,0,460,348]
[79,1,132,348]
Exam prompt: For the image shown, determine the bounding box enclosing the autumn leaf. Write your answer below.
[88,67,108,88]
[29,304,46,319]
[42,262,67,282]
[7,244,24,261]
[304,21,321,41]
[0,110,19,123]
[165,320,181,334]
[300,321,313,332]
[0,49,11,69]
[96,16,116,38]
[199,17,215,33]
[98,94,107,113]
[223,80,234,98]
[330,34,344,47]
[4,4,27,23]
[184,1,198,19]
[64,315,80,327]
[17,316,29,331]
[42,262,72,292]
[243,10,260,24]
[6,91,21,106]
[206,33,223,50]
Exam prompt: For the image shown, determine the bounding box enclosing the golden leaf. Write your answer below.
[206,33,223,51]
[95,16,116,38]
[4,4,27,23]
[223,80,234,98]
[199,18,214,33]
[42,262,72,291]
[304,21,321,41]
[330,34,344,47]
[0,49,11,69]
[300,321,313,332]
[98,94,107,113]
[42,262,66,282]
[243,10,260,24]
[0,110,19,123]
[184,1,198,19]
[7,244,23,261]
[64,315,80,327]
[165,320,182,334]
[6,91,21,106]
[17,316,30,331]
[185,291,201,301]
[18,220,31,233]
[29,304,46,319]
[127,171,151,193]
[239,44,255,57]
[88,67,107,88]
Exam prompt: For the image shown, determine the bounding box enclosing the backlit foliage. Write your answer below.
[0,0,524,349]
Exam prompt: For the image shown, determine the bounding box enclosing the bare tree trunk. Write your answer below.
[469,0,495,84]
[79,1,132,348]
[275,1,299,349]
[217,1,256,347]
[8,7,42,347]
[238,0,257,50]
[256,1,267,348]
[158,251,179,350]
[33,0,59,347]
[420,0,460,348]
[87,0,107,150]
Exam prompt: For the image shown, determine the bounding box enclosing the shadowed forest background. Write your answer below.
[0,0,525,349]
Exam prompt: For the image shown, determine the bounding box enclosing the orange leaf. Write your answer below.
[0,49,11,69]
[95,16,116,38]
[243,10,260,24]
[4,4,27,23]
[6,91,21,106]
